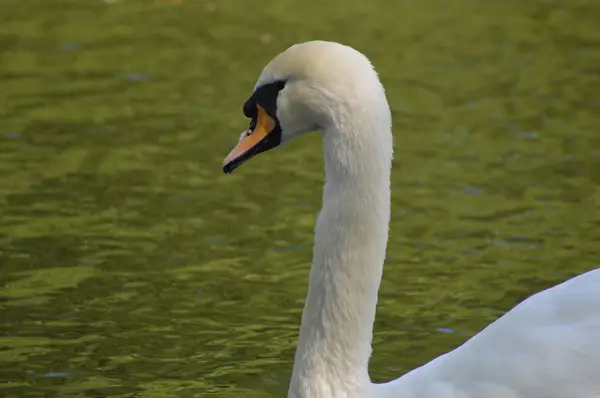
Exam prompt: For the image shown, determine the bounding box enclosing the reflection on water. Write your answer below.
[1,0,599,396]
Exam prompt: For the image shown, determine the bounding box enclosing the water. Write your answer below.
[1,0,599,396]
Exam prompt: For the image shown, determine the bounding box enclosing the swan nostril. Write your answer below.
[247,118,257,136]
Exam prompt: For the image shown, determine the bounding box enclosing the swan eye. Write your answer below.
[276,80,286,91]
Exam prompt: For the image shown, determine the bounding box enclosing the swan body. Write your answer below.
[222,41,600,398]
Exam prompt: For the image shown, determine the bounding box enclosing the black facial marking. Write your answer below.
[243,99,257,119]
[242,80,287,120]
[223,80,287,174]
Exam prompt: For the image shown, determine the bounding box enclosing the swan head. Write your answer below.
[222,40,388,174]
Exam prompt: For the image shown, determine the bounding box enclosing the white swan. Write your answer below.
[221,40,600,398]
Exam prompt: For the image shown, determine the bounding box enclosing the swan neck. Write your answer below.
[288,111,392,397]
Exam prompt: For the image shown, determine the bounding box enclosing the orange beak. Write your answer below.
[222,104,279,174]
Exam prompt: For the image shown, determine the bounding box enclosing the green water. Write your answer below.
[1,0,599,396]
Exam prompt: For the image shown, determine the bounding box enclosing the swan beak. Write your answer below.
[222,105,281,174]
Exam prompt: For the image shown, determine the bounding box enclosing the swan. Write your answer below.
[221,40,600,398]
